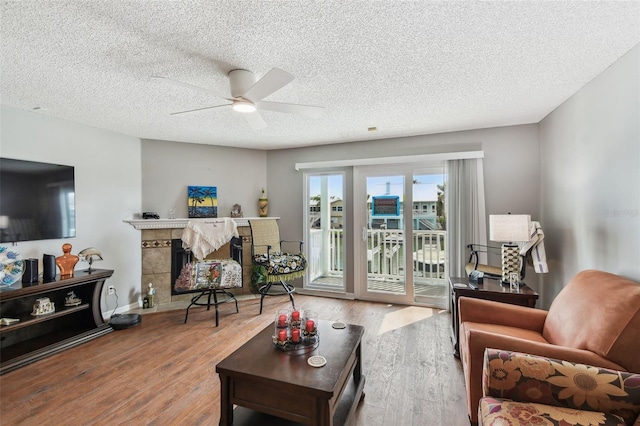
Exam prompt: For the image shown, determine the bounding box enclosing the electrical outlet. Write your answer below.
[107,286,115,295]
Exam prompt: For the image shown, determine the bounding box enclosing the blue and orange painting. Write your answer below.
[188,186,218,218]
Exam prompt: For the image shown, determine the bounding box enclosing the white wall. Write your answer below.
[266,124,540,294]
[141,139,267,219]
[539,44,640,308]
[1,105,142,315]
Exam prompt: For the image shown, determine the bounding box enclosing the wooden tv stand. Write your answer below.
[0,269,114,375]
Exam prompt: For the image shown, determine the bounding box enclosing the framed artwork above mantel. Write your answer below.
[188,186,217,218]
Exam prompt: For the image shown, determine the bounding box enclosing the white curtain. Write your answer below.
[446,158,487,277]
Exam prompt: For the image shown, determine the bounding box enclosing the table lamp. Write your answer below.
[489,214,531,285]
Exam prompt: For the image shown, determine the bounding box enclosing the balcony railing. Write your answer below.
[308,229,447,286]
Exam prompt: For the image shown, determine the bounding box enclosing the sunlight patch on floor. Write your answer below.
[378,306,434,335]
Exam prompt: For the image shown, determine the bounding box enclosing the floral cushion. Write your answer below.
[252,251,307,282]
[480,397,627,425]
[174,259,242,292]
[480,349,640,426]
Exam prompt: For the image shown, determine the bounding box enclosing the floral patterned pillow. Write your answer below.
[480,397,629,425]
[252,252,307,277]
[481,349,640,425]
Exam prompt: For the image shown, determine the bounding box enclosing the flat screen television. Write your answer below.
[0,158,76,243]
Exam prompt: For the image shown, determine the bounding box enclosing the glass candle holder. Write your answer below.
[302,310,318,342]
[290,326,302,344]
[276,328,289,346]
[275,309,290,335]
[290,307,303,328]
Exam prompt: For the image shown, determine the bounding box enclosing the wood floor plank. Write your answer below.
[0,295,469,425]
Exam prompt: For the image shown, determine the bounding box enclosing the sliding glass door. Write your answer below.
[354,166,411,304]
[304,172,346,291]
[354,164,447,308]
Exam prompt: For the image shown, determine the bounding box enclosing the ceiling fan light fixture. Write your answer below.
[232,99,256,113]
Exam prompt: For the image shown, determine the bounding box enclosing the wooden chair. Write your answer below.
[249,219,307,314]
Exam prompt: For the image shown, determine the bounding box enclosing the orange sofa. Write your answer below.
[458,270,640,424]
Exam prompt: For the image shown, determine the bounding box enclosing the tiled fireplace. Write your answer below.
[124,218,267,306]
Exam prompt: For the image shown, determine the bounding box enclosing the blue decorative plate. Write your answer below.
[0,246,24,286]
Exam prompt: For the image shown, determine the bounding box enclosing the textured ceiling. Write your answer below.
[1,1,639,150]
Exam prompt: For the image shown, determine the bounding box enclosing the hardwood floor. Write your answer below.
[0,295,469,425]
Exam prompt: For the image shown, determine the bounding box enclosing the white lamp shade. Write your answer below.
[489,214,531,242]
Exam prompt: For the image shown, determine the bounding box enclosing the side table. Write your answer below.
[449,276,539,358]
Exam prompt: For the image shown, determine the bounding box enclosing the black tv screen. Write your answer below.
[0,158,76,243]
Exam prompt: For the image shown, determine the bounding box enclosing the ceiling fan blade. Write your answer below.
[243,111,267,130]
[151,76,233,101]
[170,104,230,116]
[258,101,325,118]
[243,68,294,102]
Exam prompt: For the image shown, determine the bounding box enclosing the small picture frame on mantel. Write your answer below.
[230,204,243,218]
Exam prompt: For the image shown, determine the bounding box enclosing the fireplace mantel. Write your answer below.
[123,217,279,230]
[127,217,279,305]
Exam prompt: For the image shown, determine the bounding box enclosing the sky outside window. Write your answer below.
[309,174,444,199]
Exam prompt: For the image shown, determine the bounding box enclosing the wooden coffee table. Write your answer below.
[216,320,365,426]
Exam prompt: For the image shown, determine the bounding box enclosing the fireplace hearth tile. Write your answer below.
[142,229,171,241]
[142,247,171,275]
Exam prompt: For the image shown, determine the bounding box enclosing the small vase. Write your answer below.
[259,198,268,217]
[259,188,268,217]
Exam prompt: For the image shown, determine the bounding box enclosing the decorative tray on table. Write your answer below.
[272,335,319,354]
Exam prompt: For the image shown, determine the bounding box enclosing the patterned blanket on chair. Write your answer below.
[174,259,242,292]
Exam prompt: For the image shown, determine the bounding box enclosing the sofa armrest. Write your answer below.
[482,348,640,425]
[458,296,548,332]
[461,327,627,424]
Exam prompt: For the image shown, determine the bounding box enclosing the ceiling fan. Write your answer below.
[152,68,325,130]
